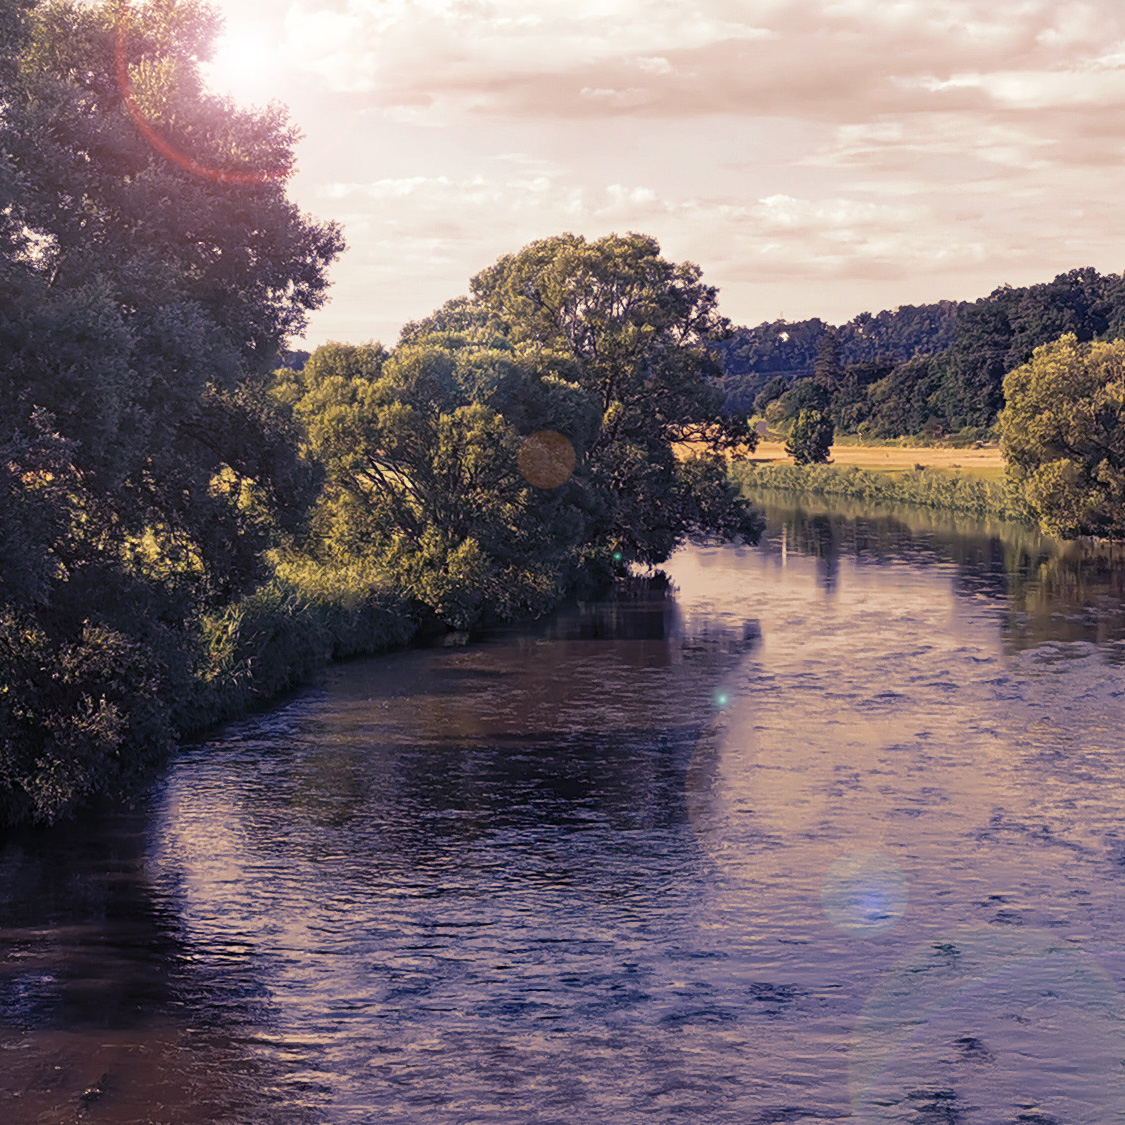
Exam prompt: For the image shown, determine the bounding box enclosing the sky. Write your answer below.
[197,0,1125,350]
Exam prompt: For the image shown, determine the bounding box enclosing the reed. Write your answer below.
[174,561,418,734]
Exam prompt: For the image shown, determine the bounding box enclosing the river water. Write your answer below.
[5,497,1125,1124]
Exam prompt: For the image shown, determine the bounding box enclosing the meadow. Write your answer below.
[749,440,1006,481]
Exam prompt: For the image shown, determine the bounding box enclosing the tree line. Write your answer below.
[720,268,1125,442]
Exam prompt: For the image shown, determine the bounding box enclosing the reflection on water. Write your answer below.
[3,503,1125,1122]
[0,801,322,1124]
[750,490,1125,657]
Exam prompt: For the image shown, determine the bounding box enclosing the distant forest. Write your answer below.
[717,267,1125,440]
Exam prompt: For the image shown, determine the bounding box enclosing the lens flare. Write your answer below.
[204,30,272,105]
[517,430,576,489]
[821,849,908,936]
[114,4,291,185]
[851,928,1125,1123]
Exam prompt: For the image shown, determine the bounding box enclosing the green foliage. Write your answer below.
[676,455,766,543]
[813,332,843,390]
[466,232,758,563]
[716,303,961,414]
[286,235,763,632]
[177,565,416,732]
[286,339,588,629]
[0,610,175,824]
[864,356,945,437]
[785,408,834,465]
[1000,333,1125,539]
[0,0,342,822]
[772,377,828,424]
[753,374,789,415]
[720,268,1125,439]
[731,461,1029,523]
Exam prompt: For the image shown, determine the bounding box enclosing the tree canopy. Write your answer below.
[285,234,762,631]
[0,0,342,821]
[785,408,834,465]
[1000,334,1125,539]
[719,268,1125,440]
[465,232,759,561]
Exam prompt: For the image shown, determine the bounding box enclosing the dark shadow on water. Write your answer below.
[0,799,325,1121]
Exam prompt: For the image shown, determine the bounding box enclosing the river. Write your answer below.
[4,497,1125,1124]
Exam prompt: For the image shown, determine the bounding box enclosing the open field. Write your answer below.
[748,441,1006,481]
[675,439,1007,481]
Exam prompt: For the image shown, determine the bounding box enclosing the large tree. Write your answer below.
[285,339,592,628]
[0,0,342,822]
[1000,333,1125,539]
[464,232,759,564]
[288,235,761,630]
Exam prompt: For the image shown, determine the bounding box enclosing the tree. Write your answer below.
[813,331,843,392]
[287,340,593,628]
[0,0,342,822]
[463,232,759,564]
[286,236,762,631]
[1000,333,1125,539]
[773,376,828,423]
[786,408,834,465]
[753,374,790,415]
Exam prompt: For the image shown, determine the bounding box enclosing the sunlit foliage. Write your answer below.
[1001,334,1125,539]
[0,0,342,822]
[731,462,1029,523]
[785,408,834,465]
[284,234,763,631]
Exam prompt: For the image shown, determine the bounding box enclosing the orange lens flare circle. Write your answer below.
[113,4,291,186]
[517,430,576,489]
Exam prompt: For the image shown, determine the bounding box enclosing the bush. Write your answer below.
[0,613,175,824]
[175,564,417,734]
[785,408,834,464]
[1001,333,1125,538]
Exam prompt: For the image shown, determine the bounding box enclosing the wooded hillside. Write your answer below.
[718,268,1125,439]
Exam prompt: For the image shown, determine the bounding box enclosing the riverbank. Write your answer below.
[184,450,1024,740]
[729,459,1030,523]
[172,564,421,739]
[172,551,622,743]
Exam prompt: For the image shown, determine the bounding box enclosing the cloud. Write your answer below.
[303,165,1000,332]
[259,0,1125,344]
[279,0,1125,120]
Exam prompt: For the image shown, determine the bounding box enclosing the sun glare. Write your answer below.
[202,25,279,106]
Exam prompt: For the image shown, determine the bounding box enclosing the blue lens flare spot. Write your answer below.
[821,849,908,936]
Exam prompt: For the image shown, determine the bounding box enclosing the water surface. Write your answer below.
[4,499,1125,1124]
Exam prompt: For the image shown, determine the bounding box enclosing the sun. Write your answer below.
[201,24,280,106]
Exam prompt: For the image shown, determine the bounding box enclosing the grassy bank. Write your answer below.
[730,460,1030,523]
[173,561,420,737]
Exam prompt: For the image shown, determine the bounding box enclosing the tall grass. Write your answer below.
[174,559,418,734]
[729,461,1030,523]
